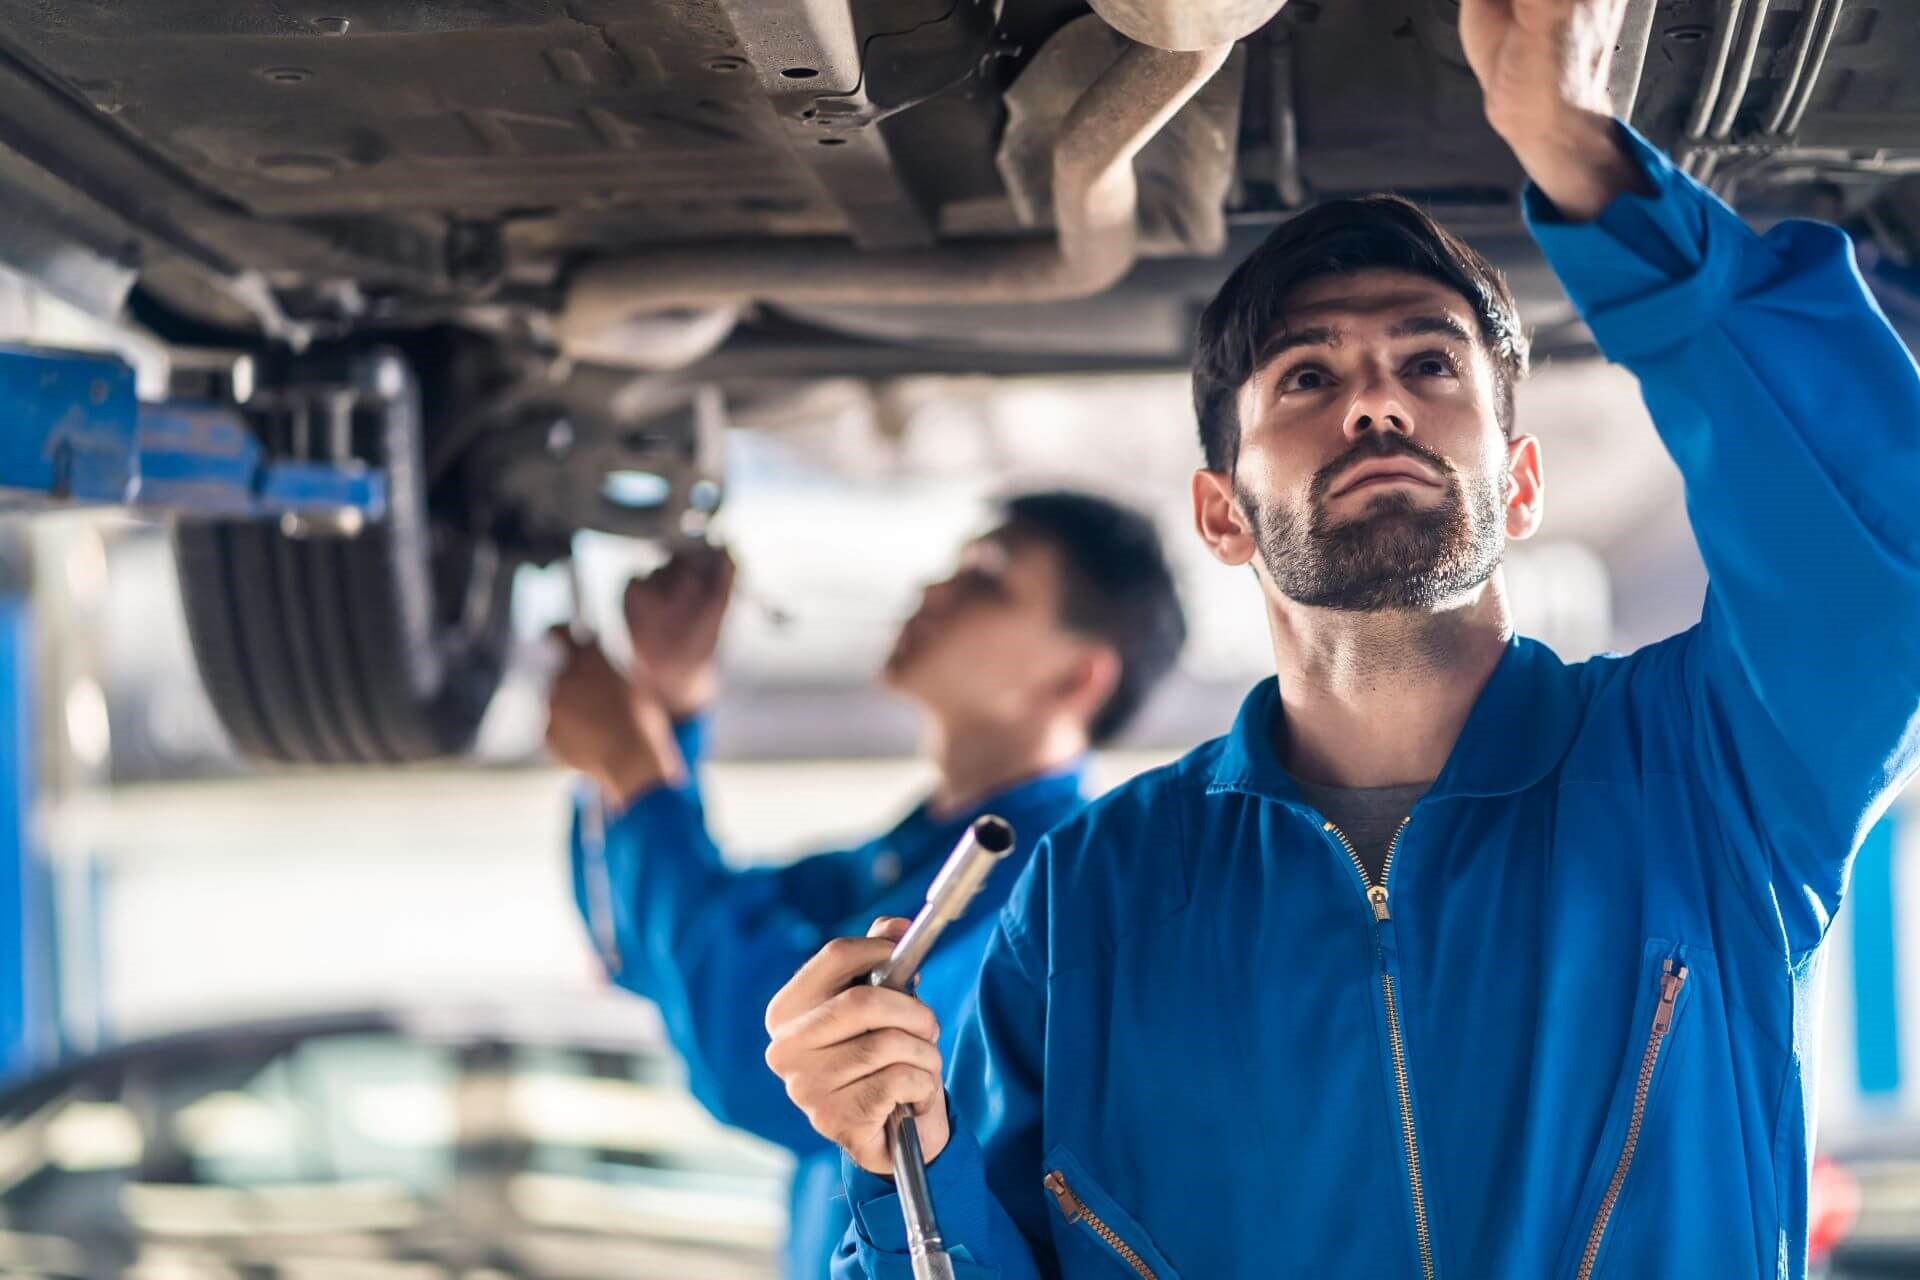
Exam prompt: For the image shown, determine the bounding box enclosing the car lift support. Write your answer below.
[0,344,387,522]
[0,536,44,1086]
[0,341,390,1082]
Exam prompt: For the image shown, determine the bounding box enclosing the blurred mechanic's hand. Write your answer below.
[765,918,950,1176]
[624,546,736,720]
[545,628,685,805]
[1460,0,1646,221]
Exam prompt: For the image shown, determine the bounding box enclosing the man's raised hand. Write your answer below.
[1460,0,1648,220]
[544,629,686,805]
[624,546,736,720]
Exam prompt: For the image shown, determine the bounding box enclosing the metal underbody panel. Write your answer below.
[0,2,1912,339]
[0,0,1038,312]
[0,1,1914,548]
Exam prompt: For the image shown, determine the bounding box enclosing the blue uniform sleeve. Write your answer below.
[1527,123,1920,954]
[673,714,709,770]
[837,858,1054,1280]
[669,714,711,817]
[568,775,869,1154]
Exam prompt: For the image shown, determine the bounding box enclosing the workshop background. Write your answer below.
[2,273,1916,1276]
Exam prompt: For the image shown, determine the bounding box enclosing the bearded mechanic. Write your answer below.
[762,0,1920,1275]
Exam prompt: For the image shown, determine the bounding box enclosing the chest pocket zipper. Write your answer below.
[1046,1171,1160,1280]
[1575,956,1690,1280]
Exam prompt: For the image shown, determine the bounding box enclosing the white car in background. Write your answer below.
[0,996,791,1279]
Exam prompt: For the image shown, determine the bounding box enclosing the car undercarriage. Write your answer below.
[0,0,1915,762]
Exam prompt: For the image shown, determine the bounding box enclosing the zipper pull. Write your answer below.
[1652,958,1688,1035]
[1045,1171,1085,1224]
[1368,884,1391,922]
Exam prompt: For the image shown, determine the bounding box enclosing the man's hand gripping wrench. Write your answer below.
[867,815,1016,1280]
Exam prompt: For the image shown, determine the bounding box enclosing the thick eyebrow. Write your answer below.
[1389,314,1477,345]
[1251,312,1479,384]
[1254,324,1342,367]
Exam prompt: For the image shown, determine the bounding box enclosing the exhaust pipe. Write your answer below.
[1088,0,1289,52]
[556,34,1239,354]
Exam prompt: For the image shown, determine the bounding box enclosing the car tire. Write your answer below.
[173,351,514,764]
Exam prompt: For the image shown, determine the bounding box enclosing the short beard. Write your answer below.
[1241,437,1506,613]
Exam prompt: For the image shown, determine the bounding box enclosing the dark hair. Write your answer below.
[1191,194,1530,473]
[996,490,1187,746]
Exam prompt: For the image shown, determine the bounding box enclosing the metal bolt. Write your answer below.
[363,352,407,401]
[231,356,256,405]
[280,508,365,539]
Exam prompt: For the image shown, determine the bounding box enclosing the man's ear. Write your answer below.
[1504,434,1544,541]
[1057,644,1122,735]
[1193,469,1257,567]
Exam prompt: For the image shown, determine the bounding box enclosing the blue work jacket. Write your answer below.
[569,720,1089,1280]
[837,123,1920,1280]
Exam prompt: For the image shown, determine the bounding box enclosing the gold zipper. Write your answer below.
[1574,957,1689,1280]
[1326,817,1434,1280]
[1045,1170,1159,1280]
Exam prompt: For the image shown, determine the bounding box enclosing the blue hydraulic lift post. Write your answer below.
[0,338,395,1084]
[1851,814,1905,1099]
[0,539,50,1085]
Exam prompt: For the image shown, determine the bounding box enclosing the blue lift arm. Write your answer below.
[0,344,387,522]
